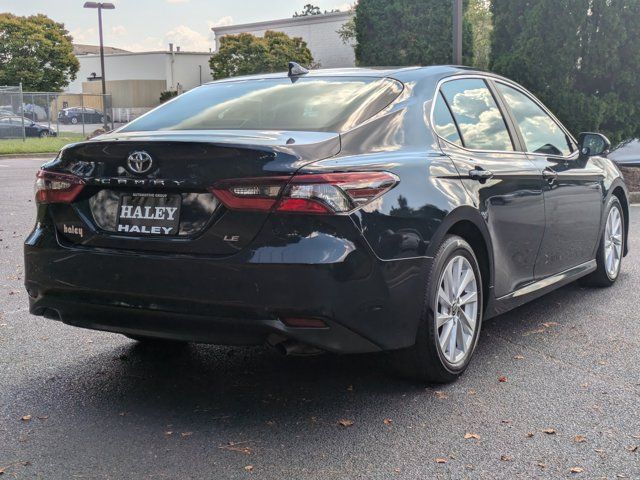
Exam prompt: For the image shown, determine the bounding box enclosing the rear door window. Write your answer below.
[433,92,463,147]
[440,79,514,151]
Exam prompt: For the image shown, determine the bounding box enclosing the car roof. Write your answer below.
[207,65,490,84]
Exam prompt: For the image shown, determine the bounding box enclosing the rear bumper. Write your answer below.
[25,223,429,354]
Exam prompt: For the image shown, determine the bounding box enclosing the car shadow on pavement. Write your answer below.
[11,279,602,420]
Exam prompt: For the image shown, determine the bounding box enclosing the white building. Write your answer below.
[212,11,355,69]
[67,48,213,108]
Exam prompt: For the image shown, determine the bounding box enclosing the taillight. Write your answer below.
[210,171,399,214]
[34,169,85,204]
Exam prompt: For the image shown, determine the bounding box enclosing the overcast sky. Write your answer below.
[2,0,353,52]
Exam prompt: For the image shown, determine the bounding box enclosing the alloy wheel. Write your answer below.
[435,255,479,365]
[604,205,623,279]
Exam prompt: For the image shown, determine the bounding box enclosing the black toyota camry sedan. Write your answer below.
[24,65,629,383]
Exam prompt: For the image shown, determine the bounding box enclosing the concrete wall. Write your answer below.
[166,54,213,93]
[214,11,356,69]
[68,52,213,98]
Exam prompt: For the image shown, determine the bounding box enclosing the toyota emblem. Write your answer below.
[127,151,153,174]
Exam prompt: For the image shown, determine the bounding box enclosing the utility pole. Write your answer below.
[453,0,463,65]
[84,2,115,130]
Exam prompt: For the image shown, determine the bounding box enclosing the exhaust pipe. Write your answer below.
[271,339,324,357]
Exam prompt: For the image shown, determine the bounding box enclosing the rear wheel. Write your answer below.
[39,130,49,138]
[581,196,624,287]
[391,235,483,383]
[70,117,78,125]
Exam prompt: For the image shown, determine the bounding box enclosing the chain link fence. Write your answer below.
[0,85,116,140]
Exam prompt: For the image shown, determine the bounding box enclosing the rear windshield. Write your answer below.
[120,76,403,133]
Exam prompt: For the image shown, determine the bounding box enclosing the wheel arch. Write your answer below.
[610,183,629,256]
[427,207,494,315]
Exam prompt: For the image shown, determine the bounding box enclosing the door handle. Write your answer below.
[468,167,494,182]
[542,168,558,184]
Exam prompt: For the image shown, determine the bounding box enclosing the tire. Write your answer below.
[391,235,483,383]
[100,116,105,123]
[70,117,78,125]
[39,131,49,138]
[581,196,624,287]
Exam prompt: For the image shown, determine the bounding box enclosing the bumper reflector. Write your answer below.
[281,317,328,329]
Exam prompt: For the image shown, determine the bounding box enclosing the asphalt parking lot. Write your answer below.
[1,157,639,479]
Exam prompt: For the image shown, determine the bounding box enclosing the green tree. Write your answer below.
[490,0,640,144]
[294,4,322,16]
[353,0,474,67]
[210,31,314,80]
[465,0,492,70]
[0,13,79,91]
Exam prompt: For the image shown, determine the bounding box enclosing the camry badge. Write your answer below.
[127,151,153,174]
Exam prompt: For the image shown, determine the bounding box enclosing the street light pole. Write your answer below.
[83,2,115,130]
[453,0,463,65]
[97,6,106,98]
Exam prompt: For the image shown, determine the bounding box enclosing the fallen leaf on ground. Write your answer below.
[219,442,253,455]
[36,416,48,420]
[230,446,252,454]
[626,445,638,452]
[244,465,253,472]
[542,428,556,435]
[500,455,513,462]
[181,432,193,437]
[383,419,393,425]
[347,385,354,391]
[570,467,584,473]
[434,391,448,399]
[338,419,354,427]
[542,322,560,328]
[574,435,587,443]
[164,431,173,436]
[434,458,448,464]
[524,327,546,335]
[464,433,480,440]
[20,415,31,422]
[498,376,508,383]
[513,355,525,360]
[526,432,534,437]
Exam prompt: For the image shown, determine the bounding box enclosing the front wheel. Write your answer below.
[391,235,483,383]
[582,196,624,287]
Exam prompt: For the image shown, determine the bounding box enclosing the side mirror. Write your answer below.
[578,132,611,157]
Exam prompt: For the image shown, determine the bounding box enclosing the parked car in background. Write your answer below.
[0,116,56,138]
[26,65,628,383]
[609,139,640,167]
[58,107,110,125]
[20,104,48,122]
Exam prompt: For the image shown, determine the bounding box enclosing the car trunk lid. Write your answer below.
[44,130,340,255]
